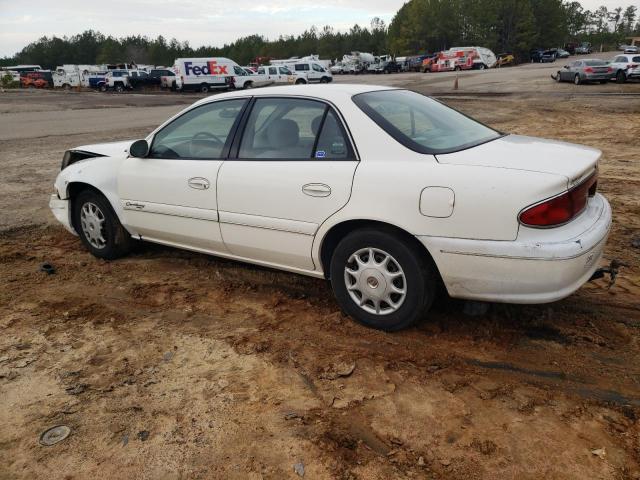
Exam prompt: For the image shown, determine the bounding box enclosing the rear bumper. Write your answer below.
[49,194,76,235]
[584,73,614,81]
[419,194,612,304]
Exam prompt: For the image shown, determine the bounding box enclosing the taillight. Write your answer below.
[584,67,594,73]
[519,173,598,227]
[607,67,612,72]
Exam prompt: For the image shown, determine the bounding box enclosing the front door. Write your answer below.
[217,97,358,271]
[118,98,248,252]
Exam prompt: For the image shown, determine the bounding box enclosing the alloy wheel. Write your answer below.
[344,247,407,315]
[80,202,107,249]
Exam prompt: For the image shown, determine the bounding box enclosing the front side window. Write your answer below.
[238,98,353,160]
[312,63,325,72]
[353,89,501,154]
[149,99,247,159]
[233,66,246,75]
[257,67,265,74]
[278,67,290,75]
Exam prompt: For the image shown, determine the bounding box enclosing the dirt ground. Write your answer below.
[0,86,639,480]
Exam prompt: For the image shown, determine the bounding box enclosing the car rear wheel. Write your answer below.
[574,74,581,85]
[616,70,626,83]
[244,81,253,89]
[73,190,132,260]
[330,228,436,331]
[295,78,306,85]
[115,84,124,93]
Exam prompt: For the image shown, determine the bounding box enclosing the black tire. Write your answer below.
[454,66,461,71]
[320,76,330,83]
[616,70,626,84]
[200,83,210,93]
[115,83,124,93]
[99,84,107,92]
[574,74,581,85]
[330,228,436,331]
[72,190,132,260]
[243,81,253,89]
[295,78,306,85]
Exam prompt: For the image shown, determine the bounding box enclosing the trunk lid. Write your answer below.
[436,134,600,188]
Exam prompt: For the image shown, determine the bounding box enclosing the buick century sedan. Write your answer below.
[49,85,611,331]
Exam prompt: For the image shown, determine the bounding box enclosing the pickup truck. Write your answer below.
[100,70,131,92]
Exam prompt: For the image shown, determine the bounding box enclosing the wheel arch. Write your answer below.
[318,219,444,285]
[66,181,128,236]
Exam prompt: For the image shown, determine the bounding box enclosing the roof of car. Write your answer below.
[194,84,395,107]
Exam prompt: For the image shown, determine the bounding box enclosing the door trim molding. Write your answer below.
[219,210,318,236]
[122,200,219,222]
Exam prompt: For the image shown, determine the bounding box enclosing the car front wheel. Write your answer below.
[73,190,132,260]
[574,74,581,85]
[616,70,626,83]
[330,228,436,331]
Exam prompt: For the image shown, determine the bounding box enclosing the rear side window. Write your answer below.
[295,64,310,71]
[269,67,277,75]
[633,56,640,62]
[353,89,501,154]
[237,98,353,160]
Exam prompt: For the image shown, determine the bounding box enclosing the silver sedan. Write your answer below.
[556,59,614,84]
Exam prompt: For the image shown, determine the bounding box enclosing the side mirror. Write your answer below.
[129,139,149,158]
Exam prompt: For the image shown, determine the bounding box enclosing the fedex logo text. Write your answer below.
[184,61,229,76]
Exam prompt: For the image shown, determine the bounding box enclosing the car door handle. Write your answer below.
[188,177,210,190]
[302,183,331,197]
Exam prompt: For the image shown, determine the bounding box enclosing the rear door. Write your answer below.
[216,97,358,271]
[118,98,248,252]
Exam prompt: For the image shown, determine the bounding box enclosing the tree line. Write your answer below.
[1,2,638,70]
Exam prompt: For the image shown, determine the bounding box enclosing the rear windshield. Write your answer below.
[585,60,607,66]
[353,90,501,154]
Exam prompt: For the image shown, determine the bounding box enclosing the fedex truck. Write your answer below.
[173,58,236,92]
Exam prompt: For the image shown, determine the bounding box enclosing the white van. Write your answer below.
[269,60,332,84]
[53,68,81,89]
[173,57,236,92]
[256,65,296,85]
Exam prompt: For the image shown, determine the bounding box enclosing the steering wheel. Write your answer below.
[189,131,224,157]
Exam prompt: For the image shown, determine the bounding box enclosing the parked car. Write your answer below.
[529,48,545,62]
[330,63,345,74]
[555,59,613,84]
[128,70,161,89]
[369,59,402,74]
[623,45,639,54]
[575,44,592,55]
[448,47,497,69]
[280,61,333,84]
[555,48,570,58]
[231,66,272,89]
[53,68,81,89]
[421,53,439,72]
[541,50,557,63]
[255,65,295,84]
[49,85,611,331]
[609,54,640,83]
[101,70,131,92]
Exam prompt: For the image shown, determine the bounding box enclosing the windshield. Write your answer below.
[353,89,501,154]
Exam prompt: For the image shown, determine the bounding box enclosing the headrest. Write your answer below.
[267,119,299,148]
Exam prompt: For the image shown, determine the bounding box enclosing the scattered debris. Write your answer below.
[631,235,640,249]
[65,383,89,395]
[163,351,174,362]
[284,411,301,420]
[122,434,129,446]
[137,430,150,441]
[39,425,71,446]
[418,456,425,466]
[293,461,305,477]
[39,262,56,275]
[591,448,606,459]
[319,361,356,380]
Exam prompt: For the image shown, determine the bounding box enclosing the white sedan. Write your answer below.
[49,85,611,331]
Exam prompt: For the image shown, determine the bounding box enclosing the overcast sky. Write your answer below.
[0,0,636,57]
